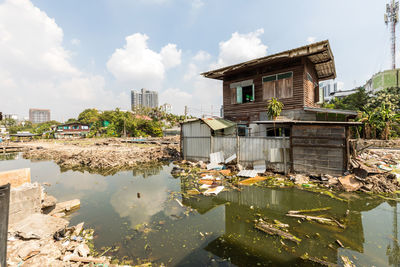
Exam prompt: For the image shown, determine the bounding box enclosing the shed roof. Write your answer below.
[201,40,336,81]
[182,118,236,131]
[253,120,362,126]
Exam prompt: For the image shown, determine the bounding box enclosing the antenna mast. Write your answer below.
[385,0,399,69]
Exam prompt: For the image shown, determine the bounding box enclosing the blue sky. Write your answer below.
[0,0,394,120]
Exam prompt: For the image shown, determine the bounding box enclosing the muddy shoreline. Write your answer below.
[19,138,180,172]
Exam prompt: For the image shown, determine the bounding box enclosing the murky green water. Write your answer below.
[1,153,400,266]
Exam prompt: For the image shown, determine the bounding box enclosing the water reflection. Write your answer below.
[181,183,386,266]
[0,153,18,161]
[110,172,170,228]
[1,155,400,266]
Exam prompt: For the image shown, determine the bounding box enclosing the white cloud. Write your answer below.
[193,50,211,62]
[160,88,192,114]
[192,0,204,9]
[214,28,267,68]
[307,36,316,44]
[0,0,125,120]
[160,43,182,69]
[71,38,80,46]
[107,33,181,90]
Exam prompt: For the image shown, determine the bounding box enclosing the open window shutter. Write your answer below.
[230,87,236,104]
[252,84,255,102]
[314,83,319,103]
[280,76,293,98]
[263,81,275,100]
[236,86,243,103]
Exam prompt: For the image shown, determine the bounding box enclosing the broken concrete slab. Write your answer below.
[9,182,42,225]
[47,199,81,215]
[10,214,69,240]
[339,174,362,192]
[17,240,41,260]
[0,168,31,188]
[292,174,310,185]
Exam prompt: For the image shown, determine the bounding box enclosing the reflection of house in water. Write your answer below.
[181,182,382,266]
[131,164,164,178]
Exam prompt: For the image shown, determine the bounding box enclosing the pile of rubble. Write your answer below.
[6,182,110,266]
[7,215,106,266]
[21,139,180,171]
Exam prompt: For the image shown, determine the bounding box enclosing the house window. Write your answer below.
[262,72,293,100]
[81,126,89,130]
[266,127,290,137]
[72,125,79,130]
[230,80,255,104]
[63,126,69,130]
[237,125,248,136]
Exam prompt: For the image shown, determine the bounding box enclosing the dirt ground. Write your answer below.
[19,137,180,172]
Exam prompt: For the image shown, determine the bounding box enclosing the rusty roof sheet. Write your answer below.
[201,40,336,81]
[201,118,236,131]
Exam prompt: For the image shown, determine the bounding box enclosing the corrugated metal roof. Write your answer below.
[201,118,236,131]
[201,40,336,81]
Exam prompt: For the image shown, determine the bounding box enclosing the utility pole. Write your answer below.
[184,106,188,120]
[385,0,399,69]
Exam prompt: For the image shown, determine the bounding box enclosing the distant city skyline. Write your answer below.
[131,88,159,110]
[29,108,51,124]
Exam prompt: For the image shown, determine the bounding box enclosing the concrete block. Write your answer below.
[0,168,30,188]
[9,182,42,225]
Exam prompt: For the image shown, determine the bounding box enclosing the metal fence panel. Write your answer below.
[0,183,10,267]
[182,135,291,171]
[212,137,236,159]
[183,137,210,161]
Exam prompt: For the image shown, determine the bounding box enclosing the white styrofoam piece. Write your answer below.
[253,160,266,174]
[237,170,258,178]
[203,186,224,196]
[207,162,223,170]
[225,154,237,164]
[210,151,224,164]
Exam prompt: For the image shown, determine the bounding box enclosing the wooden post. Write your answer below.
[283,133,287,175]
[236,135,240,165]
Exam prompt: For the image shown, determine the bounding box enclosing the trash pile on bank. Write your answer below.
[172,149,400,196]
[6,182,110,266]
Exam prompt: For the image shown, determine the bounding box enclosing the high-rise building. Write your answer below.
[29,108,50,124]
[319,81,344,102]
[131,88,158,110]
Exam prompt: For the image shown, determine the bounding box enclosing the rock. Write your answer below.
[338,174,362,192]
[73,222,84,236]
[74,243,90,257]
[293,174,309,185]
[17,240,41,260]
[10,214,69,240]
[42,194,57,209]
